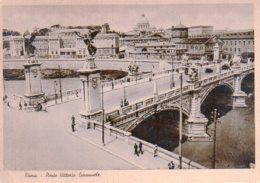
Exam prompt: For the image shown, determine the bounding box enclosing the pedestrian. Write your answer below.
[71,115,76,132]
[19,102,22,110]
[120,99,123,107]
[76,91,78,97]
[24,101,27,109]
[112,81,114,89]
[139,141,143,155]
[168,161,175,169]
[153,144,158,157]
[134,143,139,156]
[7,101,10,107]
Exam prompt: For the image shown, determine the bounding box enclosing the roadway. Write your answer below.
[103,63,219,112]
[3,100,137,170]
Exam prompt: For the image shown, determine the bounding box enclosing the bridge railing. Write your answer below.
[45,88,81,102]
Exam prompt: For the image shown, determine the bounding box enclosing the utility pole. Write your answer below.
[171,56,175,89]
[179,72,183,169]
[211,108,220,169]
[54,80,57,104]
[101,83,105,145]
[58,65,63,102]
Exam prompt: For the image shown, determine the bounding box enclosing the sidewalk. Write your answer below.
[67,125,173,170]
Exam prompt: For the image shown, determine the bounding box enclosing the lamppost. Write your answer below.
[101,82,105,145]
[54,80,58,104]
[211,108,221,169]
[179,72,183,169]
[128,60,139,84]
[170,55,175,89]
[58,65,63,102]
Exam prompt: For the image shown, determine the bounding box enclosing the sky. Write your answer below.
[2,4,254,33]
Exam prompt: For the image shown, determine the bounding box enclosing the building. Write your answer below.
[133,14,156,36]
[188,26,214,38]
[127,42,175,60]
[120,14,159,48]
[3,23,119,59]
[93,23,120,58]
[218,30,254,57]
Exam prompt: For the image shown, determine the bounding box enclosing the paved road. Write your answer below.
[103,63,220,111]
[3,100,137,170]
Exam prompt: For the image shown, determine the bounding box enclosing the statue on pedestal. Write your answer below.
[23,32,37,58]
[75,30,100,56]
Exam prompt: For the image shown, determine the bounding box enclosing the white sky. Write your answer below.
[2,4,254,33]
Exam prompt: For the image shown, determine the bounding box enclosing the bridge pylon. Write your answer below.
[183,92,209,141]
[23,56,45,106]
[78,56,102,121]
[232,74,247,108]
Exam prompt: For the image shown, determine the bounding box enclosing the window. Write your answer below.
[230,48,232,51]
[244,41,245,45]
[234,48,236,52]
[238,48,241,52]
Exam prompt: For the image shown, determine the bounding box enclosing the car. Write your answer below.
[205,68,213,73]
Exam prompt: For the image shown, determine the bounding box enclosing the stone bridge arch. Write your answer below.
[124,104,189,132]
[200,82,234,105]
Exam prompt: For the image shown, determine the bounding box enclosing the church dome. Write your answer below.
[174,21,187,29]
[137,14,149,24]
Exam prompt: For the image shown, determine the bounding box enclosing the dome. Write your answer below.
[174,21,187,29]
[137,14,149,24]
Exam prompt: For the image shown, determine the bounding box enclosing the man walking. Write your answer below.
[19,102,22,110]
[153,144,158,157]
[139,141,143,155]
[71,115,76,132]
[134,143,139,156]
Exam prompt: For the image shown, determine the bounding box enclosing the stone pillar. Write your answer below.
[184,92,209,141]
[78,56,102,121]
[232,75,247,108]
[216,63,221,74]
[24,57,45,106]
[213,43,220,61]
[153,81,158,101]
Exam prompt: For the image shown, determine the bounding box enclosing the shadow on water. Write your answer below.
[132,110,188,151]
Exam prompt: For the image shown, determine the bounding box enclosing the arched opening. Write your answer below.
[132,110,188,151]
[241,73,254,107]
[201,85,233,121]
[241,73,254,94]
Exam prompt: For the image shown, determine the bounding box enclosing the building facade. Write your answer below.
[218,30,254,56]
[3,24,119,59]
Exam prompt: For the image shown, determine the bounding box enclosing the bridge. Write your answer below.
[78,58,254,141]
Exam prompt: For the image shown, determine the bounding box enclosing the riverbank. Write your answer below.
[3,69,128,80]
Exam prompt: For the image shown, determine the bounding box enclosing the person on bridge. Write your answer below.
[139,141,143,155]
[134,143,139,156]
[153,144,158,157]
[168,161,175,169]
[19,102,22,110]
[71,115,76,132]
